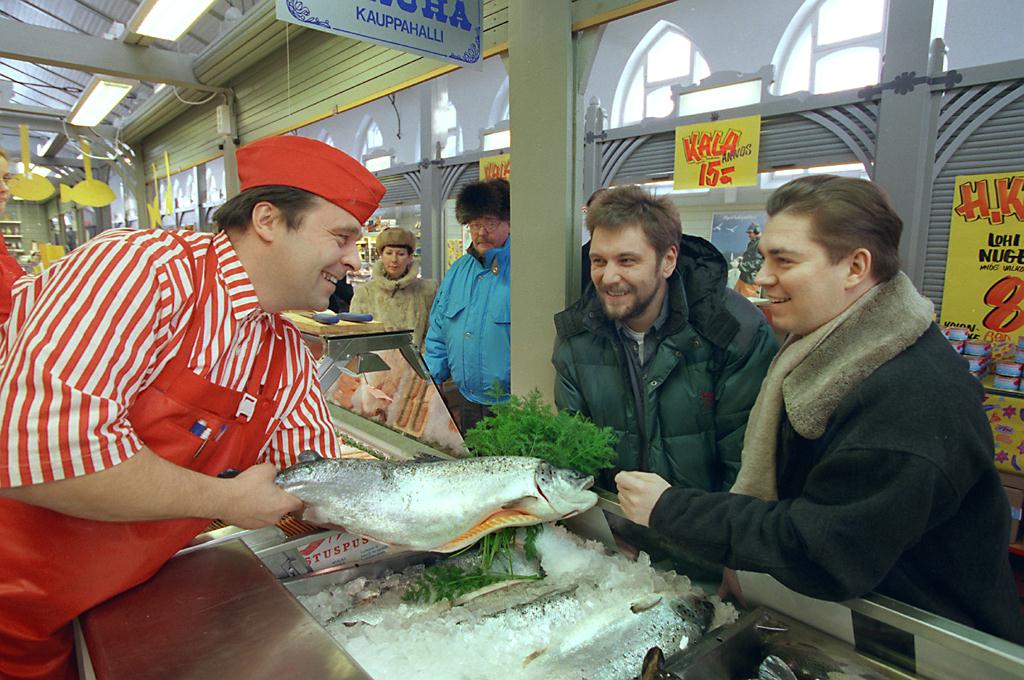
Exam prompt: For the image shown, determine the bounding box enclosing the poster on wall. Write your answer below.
[446,238,464,271]
[673,115,761,190]
[940,170,1024,359]
[479,153,510,181]
[275,0,482,69]
[710,211,767,294]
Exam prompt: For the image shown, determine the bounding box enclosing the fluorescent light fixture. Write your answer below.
[154,83,166,93]
[68,76,136,127]
[15,162,51,177]
[128,0,218,42]
[364,155,392,173]
[678,79,762,117]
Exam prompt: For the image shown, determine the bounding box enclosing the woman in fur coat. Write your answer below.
[351,227,437,348]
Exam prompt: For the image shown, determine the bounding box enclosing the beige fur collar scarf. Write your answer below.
[730,272,934,500]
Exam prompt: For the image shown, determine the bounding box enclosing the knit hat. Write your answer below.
[375,227,417,255]
[455,178,510,224]
[236,136,386,223]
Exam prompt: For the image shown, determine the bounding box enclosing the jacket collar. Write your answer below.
[370,257,422,289]
[555,234,739,349]
[468,236,511,271]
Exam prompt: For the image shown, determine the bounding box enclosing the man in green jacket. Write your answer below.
[553,185,777,495]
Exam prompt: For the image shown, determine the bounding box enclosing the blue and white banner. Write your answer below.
[276,0,482,68]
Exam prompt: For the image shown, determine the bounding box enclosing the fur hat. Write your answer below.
[375,227,417,255]
[456,178,510,224]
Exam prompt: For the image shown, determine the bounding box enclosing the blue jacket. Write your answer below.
[424,238,510,405]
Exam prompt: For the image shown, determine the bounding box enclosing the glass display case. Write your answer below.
[285,312,465,458]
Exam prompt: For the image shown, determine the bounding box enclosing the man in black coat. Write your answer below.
[616,175,1024,644]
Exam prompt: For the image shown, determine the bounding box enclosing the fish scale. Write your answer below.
[275,454,598,552]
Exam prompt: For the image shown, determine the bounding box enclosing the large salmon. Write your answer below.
[275,453,597,552]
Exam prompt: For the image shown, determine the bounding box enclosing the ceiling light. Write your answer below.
[128,0,218,42]
[68,76,136,127]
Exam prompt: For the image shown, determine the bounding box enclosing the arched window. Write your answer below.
[435,95,462,158]
[316,128,336,148]
[612,20,710,128]
[773,0,888,96]
[488,76,510,129]
[359,119,384,159]
[483,76,511,150]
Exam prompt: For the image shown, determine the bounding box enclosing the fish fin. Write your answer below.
[640,646,665,680]
[297,450,324,464]
[432,509,540,553]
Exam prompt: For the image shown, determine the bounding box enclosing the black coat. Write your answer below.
[650,324,1024,643]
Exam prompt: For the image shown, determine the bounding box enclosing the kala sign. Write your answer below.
[276,0,482,68]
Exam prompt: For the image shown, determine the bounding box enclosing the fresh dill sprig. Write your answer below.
[463,389,618,476]
[403,391,615,605]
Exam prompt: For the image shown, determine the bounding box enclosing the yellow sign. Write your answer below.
[673,115,761,190]
[59,139,115,208]
[445,239,464,271]
[8,124,55,202]
[479,153,510,182]
[939,171,1024,358]
[38,242,66,269]
[146,154,173,227]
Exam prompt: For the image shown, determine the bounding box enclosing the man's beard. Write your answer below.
[599,283,659,324]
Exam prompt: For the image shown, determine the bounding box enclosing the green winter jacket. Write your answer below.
[552,235,777,492]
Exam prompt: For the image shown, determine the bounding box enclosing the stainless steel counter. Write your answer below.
[79,540,372,680]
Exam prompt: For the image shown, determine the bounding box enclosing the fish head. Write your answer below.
[533,462,598,518]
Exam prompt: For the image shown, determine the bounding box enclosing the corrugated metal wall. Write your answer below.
[924,80,1024,312]
[379,172,421,206]
[137,1,510,181]
[601,103,879,186]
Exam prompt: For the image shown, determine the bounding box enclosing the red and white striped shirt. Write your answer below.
[0,229,341,487]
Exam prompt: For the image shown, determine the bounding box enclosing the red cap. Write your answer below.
[236,136,385,223]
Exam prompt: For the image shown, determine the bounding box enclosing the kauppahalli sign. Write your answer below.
[276,0,482,68]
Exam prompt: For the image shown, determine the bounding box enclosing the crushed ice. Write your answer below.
[295,525,736,680]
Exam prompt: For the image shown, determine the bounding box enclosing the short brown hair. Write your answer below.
[586,185,681,259]
[766,175,901,282]
[213,185,320,232]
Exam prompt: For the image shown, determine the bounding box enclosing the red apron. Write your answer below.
[0,236,287,680]
[0,235,24,325]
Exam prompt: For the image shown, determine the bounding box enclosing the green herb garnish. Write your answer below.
[401,564,539,604]
[403,391,615,604]
[463,389,618,476]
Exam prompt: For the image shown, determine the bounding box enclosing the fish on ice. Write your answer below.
[275,453,598,552]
